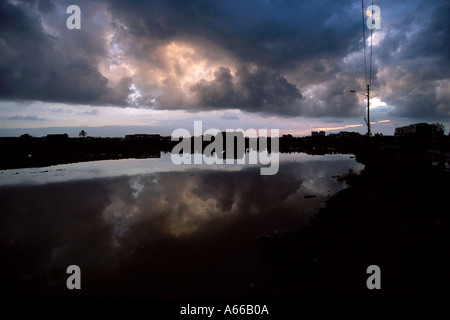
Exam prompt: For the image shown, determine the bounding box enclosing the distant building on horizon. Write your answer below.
[45,133,69,142]
[394,123,431,137]
[125,134,161,140]
[311,131,325,137]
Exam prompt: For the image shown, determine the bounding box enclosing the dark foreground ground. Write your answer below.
[259,141,450,299]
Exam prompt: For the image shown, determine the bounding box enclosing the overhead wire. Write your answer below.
[361,0,374,87]
[361,0,367,85]
[369,0,374,87]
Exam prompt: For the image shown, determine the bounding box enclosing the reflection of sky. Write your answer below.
[0,152,362,186]
[0,153,363,299]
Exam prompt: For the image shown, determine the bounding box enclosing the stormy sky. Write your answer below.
[0,0,449,136]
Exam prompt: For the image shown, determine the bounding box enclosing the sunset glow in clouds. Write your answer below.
[0,0,449,137]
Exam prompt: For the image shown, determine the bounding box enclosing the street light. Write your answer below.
[350,84,371,136]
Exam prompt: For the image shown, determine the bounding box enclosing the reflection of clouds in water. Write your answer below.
[130,177,144,199]
[102,159,358,240]
[0,155,362,298]
[103,198,139,240]
[294,160,358,195]
[0,153,361,187]
[102,176,147,239]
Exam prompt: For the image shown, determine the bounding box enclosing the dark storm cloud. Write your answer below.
[0,0,132,105]
[105,0,362,116]
[104,0,450,119]
[190,66,303,115]
[37,0,55,13]
[1,0,449,119]
[106,0,360,69]
[375,1,450,119]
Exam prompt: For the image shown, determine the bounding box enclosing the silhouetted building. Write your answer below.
[125,134,161,140]
[311,131,325,137]
[45,134,69,142]
[394,123,432,137]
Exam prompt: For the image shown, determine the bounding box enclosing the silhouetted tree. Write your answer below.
[20,134,32,139]
[431,123,445,136]
[79,130,87,138]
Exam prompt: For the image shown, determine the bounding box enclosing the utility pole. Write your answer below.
[366,84,371,136]
[353,0,375,137]
[350,86,372,136]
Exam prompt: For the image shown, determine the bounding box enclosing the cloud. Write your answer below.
[190,66,303,115]
[0,0,448,119]
[8,115,46,121]
[77,109,100,116]
[0,0,132,106]
[220,111,239,120]
[373,1,450,119]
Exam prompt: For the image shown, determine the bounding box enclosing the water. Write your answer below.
[0,152,363,299]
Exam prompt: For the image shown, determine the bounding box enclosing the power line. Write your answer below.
[369,0,374,86]
[359,0,373,136]
[361,0,375,87]
[361,0,367,85]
